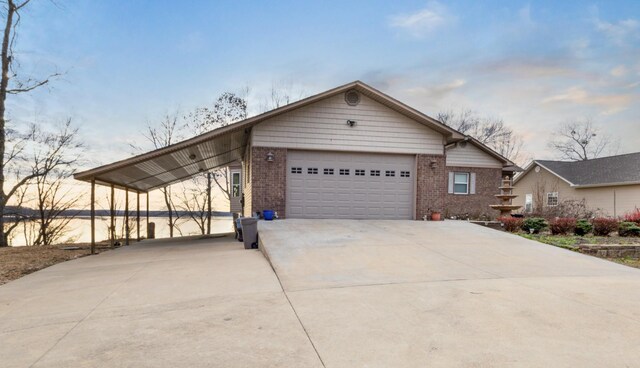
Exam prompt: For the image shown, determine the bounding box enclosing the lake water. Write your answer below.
[9,216,234,246]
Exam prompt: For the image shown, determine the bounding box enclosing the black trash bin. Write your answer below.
[240,218,258,249]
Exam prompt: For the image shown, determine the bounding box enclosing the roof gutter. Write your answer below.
[572,181,640,188]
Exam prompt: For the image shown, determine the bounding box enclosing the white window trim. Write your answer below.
[453,172,469,195]
[547,192,559,207]
[231,172,241,198]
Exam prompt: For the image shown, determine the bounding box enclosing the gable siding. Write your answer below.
[251,94,444,155]
[445,143,503,168]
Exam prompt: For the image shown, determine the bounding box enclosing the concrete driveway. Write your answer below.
[259,220,640,367]
[0,235,322,368]
[3,222,640,367]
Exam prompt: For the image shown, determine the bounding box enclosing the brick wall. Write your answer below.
[416,154,446,219]
[249,146,287,217]
[444,166,502,219]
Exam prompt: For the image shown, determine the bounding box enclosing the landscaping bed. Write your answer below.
[499,209,640,269]
[0,243,112,285]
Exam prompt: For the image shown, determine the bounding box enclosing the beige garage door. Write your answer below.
[286,150,414,219]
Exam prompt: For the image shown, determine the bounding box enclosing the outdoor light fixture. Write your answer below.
[346,119,357,127]
[430,160,438,169]
[266,151,275,162]
[188,153,197,160]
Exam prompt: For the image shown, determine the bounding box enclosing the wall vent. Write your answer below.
[344,90,360,106]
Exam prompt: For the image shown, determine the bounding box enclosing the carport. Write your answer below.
[73,121,249,253]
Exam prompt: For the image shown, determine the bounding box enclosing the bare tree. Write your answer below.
[184,92,247,233]
[438,108,525,164]
[0,0,61,246]
[548,119,617,161]
[259,81,307,112]
[176,177,210,235]
[132,113,184,237]
[28,122,83,245]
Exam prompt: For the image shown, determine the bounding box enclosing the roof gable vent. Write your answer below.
[345,90,360,106]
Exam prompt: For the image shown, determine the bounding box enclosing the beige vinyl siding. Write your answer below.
[445,143,503,168]
[251,94,444,155]
[512,164,640,216]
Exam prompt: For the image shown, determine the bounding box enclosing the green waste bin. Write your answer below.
[240,218,258,249]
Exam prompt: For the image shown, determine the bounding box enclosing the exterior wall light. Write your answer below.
[266,152,275,162]
[346,120,357,127]
[430,160,438,169]
[188,153,197,160]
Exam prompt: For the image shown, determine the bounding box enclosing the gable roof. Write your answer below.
[74,80,505,192]
[515,152,640,188]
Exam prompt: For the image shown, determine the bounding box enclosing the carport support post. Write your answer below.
[110,184,115,248]
[146,192,149,233]
[90,178,96,255]
[136,192,141,241]
[125,189,130,246]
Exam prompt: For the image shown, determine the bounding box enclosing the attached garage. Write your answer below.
[286,150,414,219]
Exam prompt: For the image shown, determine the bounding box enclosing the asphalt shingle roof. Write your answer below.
[536,152,640,186]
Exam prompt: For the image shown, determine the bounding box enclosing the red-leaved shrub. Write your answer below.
[591,218,619,236]
[498,216,523,232]
[624,208,640,225]
[549,218,577,235]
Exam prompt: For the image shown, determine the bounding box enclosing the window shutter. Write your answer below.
[470,172,476,194]
[448,172,454,194]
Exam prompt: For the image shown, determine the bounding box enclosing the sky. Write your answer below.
[9,0,640,180]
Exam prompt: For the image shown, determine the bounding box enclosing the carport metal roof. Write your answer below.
[73,80,467,193]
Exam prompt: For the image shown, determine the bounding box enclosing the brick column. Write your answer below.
[250,147,287,217]
[415,154,446,219]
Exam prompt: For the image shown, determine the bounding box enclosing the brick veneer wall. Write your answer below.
[444,166,502,219]
[249,146,287,217]
[416,154,446,219]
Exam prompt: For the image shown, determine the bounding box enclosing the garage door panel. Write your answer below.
[286,150,414,219]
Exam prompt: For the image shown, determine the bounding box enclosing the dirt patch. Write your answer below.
[0,243,112,285]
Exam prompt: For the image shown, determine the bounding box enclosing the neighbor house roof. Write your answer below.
[74,80,510,192]
[514,152,640,188]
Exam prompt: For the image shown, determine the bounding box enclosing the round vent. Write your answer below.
[535,166,541,173]
[344,90,360,106]
[458,141,467,148]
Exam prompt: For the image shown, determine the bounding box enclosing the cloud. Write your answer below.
[389,2,451,37]
[542,86,633,114]
[476,58,583,79]
[405,79,466,99]
[610,65,627,77]
[590,6,639,45]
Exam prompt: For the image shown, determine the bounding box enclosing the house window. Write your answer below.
[370,170,380,177]
[308,168,318,174]
[339,169,350,176]
[232,172,241,198]
[355,169,365,176]
[291,167,302,174]
[525,194,533,213]
[453,172,469,194]
[400,171,410,178]
[324,168,334,175]
[385,170,395,177]
[547,192,558,206]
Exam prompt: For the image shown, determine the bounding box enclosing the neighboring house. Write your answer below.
[74,81,517,220]
[512,153,640,217]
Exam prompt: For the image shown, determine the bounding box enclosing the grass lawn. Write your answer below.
[519,233,640,269]
[0,243,112,285]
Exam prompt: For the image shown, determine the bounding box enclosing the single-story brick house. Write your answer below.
[75,81,517,220]
[512,152,640,217]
